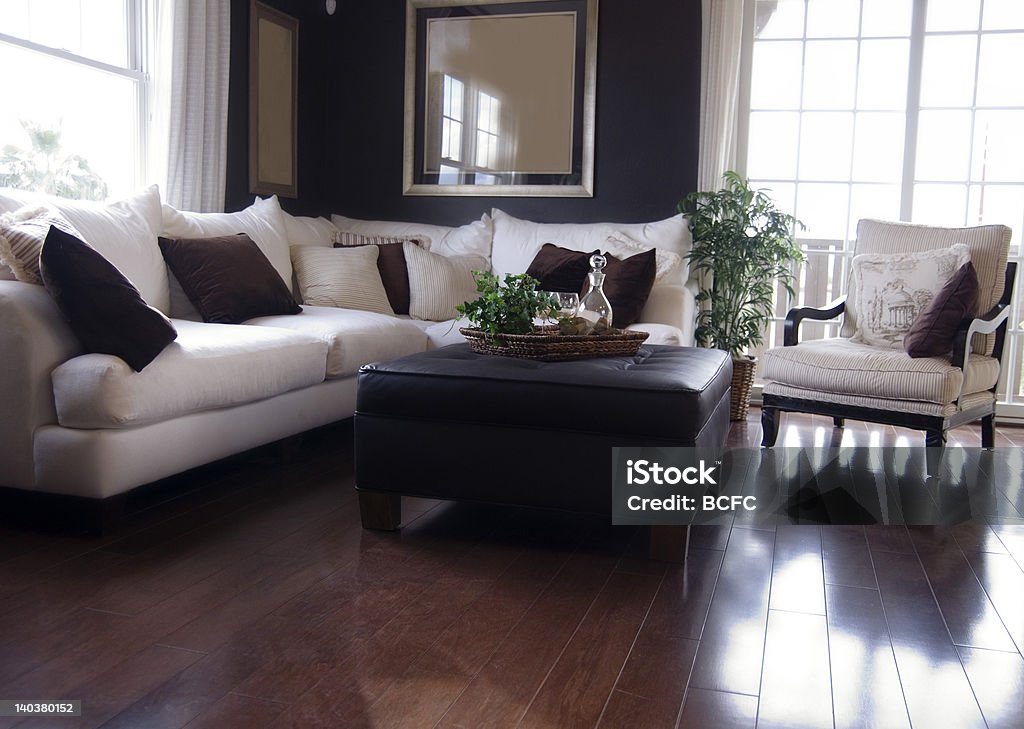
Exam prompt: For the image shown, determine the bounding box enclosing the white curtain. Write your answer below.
[152,0,231,213]
[698,0,745,192]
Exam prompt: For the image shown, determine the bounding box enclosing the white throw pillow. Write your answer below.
[0,205,83,284]
[404,242,487,321]
[489,208,689,285]
[282,211,339,247]
[331,212,494,258]
[161,195,293,291]
[51,185,170,313]
[291,245,394,315]
[850,244,971,349]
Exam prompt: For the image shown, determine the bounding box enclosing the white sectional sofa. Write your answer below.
[0,186,695,509]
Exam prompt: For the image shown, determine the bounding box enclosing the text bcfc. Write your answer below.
[625,495,757,512]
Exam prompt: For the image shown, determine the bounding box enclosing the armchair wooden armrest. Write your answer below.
[784,297,847,347]
[951,303,1011,371]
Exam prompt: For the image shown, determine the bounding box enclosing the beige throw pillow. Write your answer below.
[850,244,970,349]
[0,205,84,284]
[404,242,487,321]
[291,245,394,315]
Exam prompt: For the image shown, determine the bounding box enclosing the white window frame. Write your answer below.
[0,0,153,196]
[738,0,1024,424]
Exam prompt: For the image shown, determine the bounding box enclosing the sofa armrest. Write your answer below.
[638,284,696,346]
[0,281,82,489]
[784,298,847,346]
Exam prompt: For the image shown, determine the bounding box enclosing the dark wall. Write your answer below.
[327,0,701,225]
[226,0,701,224]
[225,0,335,215]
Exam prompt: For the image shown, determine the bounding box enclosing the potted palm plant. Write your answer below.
[679,171,804,421]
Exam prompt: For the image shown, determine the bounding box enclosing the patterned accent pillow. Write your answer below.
[850,244,971,349]
[0,205,84,284]
[403,242,487,321]
[292,245,394,315]
[334,231,428,314]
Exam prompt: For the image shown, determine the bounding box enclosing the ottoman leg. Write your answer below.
[358,491,402,530]
[649,525,690,563]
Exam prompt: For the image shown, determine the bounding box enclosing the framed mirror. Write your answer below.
[404,0,598,197]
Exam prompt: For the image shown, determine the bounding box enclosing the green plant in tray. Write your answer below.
[457,271,556,338]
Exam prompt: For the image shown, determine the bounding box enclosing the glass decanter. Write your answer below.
[578,253,613,333]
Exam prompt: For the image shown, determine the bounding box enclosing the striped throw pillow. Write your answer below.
[404,242,488,321]
[333,231,428,315]
[334,231,431,249]
[0,205,84,284]
[291,245,395,315]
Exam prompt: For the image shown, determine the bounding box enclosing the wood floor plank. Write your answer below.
[677,688,758,729]
[822,525,876,589]
[14,644,200,729]
[596,689,680,729]
[756,609,833,729]
[864,525,915,554]
[912,537,1018,652]
[769,525,825,614]
[826,584,910,729]
[688,527,774,695]
[183,693,286,729]
[957,646,1024,729]
[635,547,723,640]
[517,571,661,729]
[434,552,620,729]
[873,551,987,729]
[962,549,1024,655]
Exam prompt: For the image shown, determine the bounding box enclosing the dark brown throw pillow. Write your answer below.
[593,248,657,328]
[904,262,979,358]
[40,226,177,371]
[159,233,301,324]
[334,232,424,315]
[526,243,600,293]
[525,244,657,328]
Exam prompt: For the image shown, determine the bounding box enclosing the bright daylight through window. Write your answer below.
[742,0,1024,417]
[0,0,149,202]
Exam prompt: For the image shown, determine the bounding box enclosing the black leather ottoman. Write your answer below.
[354,344,732,561]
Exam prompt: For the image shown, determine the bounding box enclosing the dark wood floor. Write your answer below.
[1,411,1023,728]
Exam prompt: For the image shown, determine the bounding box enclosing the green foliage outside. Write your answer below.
[679,171,805,358]
[0,121,108,201]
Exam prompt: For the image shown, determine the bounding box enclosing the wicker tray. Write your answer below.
[460,326,649,361]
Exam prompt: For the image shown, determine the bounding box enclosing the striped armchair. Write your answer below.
[760,219,1016,448]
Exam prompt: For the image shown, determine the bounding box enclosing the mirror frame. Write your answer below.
[403,0,598,197]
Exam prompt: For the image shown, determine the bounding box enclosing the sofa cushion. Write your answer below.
[245,305,429,378]
[905,262,979,358]
[761,338,1000,406]
[21,186,170,313]
[282,211,339,247]
[40,226,177,372]
[291,245,394,316]
[331,212,492,258]
[0,205,83,284]
[52,320,327,429]
[161,196,293,320]
[159,234,301,324]
[849,244,970,349]
[404,242,486,321]
[334,232,428,314]
[490,209,687,285]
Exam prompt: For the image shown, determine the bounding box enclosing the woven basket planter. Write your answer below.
[730,356,757,421]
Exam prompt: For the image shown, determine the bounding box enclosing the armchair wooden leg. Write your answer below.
[925,429,946,448]
[761,406,779,447]
[981,415,995,449]
[358,491,402,530]
[833,417,845,428]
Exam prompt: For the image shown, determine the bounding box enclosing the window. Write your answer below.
[475,91,500,170]
[742,0,1024,417]
[440,74,464,164]
[0,0,151,201]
